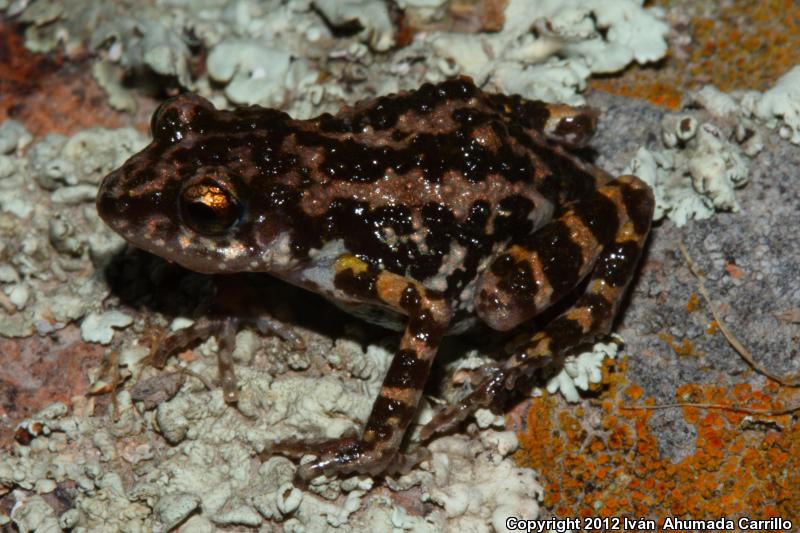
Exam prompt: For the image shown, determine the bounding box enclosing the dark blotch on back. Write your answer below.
[348,78,478,132]
[493,195,536,241]
[486,94,551,132]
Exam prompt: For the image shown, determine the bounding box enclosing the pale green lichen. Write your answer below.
[546,337,623,402]
[625,91,761,227]
[0,124,141,337]
[80,310,134,345]
[5,0,668,111]
[1,328,542,530]
[416,0,668,104]
[741,65,800,145]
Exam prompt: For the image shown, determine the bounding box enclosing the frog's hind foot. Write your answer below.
[420,368,511,441]
[253,316,305,350]
[266,435,431,485]
[267,436,394,484]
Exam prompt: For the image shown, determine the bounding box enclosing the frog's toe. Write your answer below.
[253,316,305,350]
[151,316,241,403]
[266,434,406,483]
[420,368,511,441]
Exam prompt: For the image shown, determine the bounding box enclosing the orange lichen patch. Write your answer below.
[686,292,700,312]
[590,0,800,108]
[515,360,800,521]
[659,332,700,357]
[706,320,719,334]
[592,73,683,110]
[625,383,643,401]
[725,262,745,280]
[0,22,133,138]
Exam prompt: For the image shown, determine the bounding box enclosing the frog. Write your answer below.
[96,78,654,481]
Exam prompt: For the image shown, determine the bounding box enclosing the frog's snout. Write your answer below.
[96,169,124,229]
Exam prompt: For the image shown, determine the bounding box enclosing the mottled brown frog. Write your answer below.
[97,78,654,481]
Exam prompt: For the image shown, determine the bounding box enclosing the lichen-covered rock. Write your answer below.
[741,65,800,145]
[625,97,758,226]
[4,0,668,112]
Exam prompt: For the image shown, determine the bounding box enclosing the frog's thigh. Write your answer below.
[425,175,654,438]
[505,174,654,377]
[475,174,642,331]
[292,256,452,479]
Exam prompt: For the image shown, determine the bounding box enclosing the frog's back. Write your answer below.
[281,79,607,292]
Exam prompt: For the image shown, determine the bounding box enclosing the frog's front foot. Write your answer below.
[151,314,303,404]
[152,316,240,403]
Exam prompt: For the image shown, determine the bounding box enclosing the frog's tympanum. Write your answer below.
[97,78,654,481]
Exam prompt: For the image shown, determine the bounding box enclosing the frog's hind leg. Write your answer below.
[422,174,654,439]
[270,255,452,481]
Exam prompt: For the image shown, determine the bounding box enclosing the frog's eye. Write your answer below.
[179,178,243,236]
[151,94,216,144]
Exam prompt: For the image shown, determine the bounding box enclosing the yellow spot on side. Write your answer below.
[335,254,369,274]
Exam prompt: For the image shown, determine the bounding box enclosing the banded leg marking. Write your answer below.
[475,173,634,331]
[423,175,654,439]
[282,254,452,480]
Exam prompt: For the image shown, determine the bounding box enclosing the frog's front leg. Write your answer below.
[274,255,452,481]
[152,314,304,404]
[422,174,654,438]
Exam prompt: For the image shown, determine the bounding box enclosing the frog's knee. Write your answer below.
[543,104,599,148]
[611,174,656,230]
[474,275,533,331]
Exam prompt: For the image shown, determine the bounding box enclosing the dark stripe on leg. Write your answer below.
[572,192,620,245]
[594,240,643,287]
[581,292,615,330]
[532,222,586,295]
[382,349,430,389]
[618,181,655,235]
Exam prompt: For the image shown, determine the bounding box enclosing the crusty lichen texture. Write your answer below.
[1,332,543,531]
[2,0,799,529]
[591,0,800,109]
[4,0,669,113]
[516,358,799,521]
